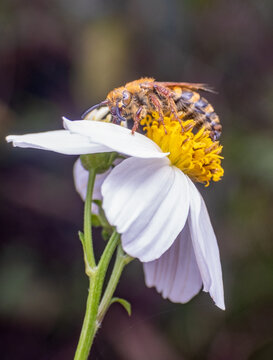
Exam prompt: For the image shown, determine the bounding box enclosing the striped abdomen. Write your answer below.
[174,88,222,141]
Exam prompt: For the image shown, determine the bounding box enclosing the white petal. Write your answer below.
[6,130,112,155]
[73,158,112,214]
[101,157,190,262]
[187,179,225,310]
[63,118,168,159]
[73,158,123,214]
[73,158,89,201]
[144,221,202,303]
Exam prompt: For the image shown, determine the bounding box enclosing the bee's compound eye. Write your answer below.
[122,90,132,106]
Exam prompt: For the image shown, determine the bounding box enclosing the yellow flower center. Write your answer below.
[141,113,224,186]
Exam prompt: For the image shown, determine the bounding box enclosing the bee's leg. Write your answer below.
[168,97,185,132]
[131,106,143,133]
[148,92,167,134]
[111,116,119,125]
[152,84,184,132]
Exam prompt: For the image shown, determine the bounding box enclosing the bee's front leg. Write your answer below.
[131,106,143,133]
[111,116,119,125]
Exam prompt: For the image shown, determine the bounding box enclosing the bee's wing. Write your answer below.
[156,82,216,93]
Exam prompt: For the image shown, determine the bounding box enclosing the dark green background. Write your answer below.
[1,1,273,359]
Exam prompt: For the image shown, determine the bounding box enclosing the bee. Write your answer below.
[82,77,222,141]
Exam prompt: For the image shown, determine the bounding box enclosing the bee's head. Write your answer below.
[106,89,133,124]
[81,88,132,123]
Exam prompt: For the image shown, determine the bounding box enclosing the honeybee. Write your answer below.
[82,77,222,141]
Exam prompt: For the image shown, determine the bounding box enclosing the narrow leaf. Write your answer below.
[110,297,131,316]
[78,231,85,245]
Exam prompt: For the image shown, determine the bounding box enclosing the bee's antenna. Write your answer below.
[81,100,109,119]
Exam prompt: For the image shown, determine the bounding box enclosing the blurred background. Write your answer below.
[1,0,273,359]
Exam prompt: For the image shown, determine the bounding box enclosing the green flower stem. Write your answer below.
[84,169,96,269]
[74,166,133,360]
[97,244,133,326]
[74,230,120,360]
[74,275,100,360]
[97,231,120,283]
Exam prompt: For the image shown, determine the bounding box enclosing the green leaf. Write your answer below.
[91,200,114,240]
[93,199,102,207]
[101,228,112,241]
[91,213,101,227]
[78,231,84,245]
[98,206,112,229]
[110,297,131,316]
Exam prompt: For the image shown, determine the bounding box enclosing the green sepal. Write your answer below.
[110,297,132,316]
[80,152,118,174]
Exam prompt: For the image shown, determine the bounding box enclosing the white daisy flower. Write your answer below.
[6,110,225,310]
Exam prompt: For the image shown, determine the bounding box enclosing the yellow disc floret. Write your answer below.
[141,113,224,186]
